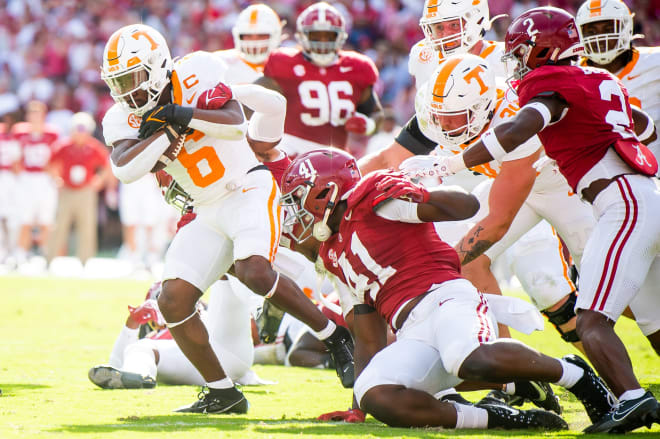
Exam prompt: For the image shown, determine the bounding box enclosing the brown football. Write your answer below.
[150,129,186,172]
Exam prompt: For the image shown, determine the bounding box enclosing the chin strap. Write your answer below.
[312,183,339,242]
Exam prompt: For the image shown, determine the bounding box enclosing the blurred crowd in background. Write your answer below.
[0,0,658,268]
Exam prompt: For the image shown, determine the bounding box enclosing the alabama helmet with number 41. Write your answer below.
[280,149,360,243]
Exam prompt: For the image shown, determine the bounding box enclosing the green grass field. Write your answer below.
[1,275,659,438]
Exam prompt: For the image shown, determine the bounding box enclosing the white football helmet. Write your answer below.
[295,2,348,67]
[576,0,633,64]
[101,24,172,116]
[232,4,283,65]
[419,54,496,147]
[419,0,490,56]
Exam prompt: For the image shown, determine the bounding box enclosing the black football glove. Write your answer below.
[138,104,194,140]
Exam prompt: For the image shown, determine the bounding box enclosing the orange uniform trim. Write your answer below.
[479,43,497,59]
[552,228,576,290]
[616,48,639,80]
[267,178,280,262]
[170,70,183,105]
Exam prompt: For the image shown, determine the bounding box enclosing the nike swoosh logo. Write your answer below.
[242,187,257,193]
[438,298,454,307]
[339,66,352,73]
[626,74,641,81]
[612,399,650,422]
[146,107,165,123]
[185,92,197,104]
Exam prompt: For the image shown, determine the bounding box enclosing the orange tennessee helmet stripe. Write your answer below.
[589,0,602,17]
[249,8,259,27]
[106,32,121,66]
[426,0,439,16]
[432,57,462,104]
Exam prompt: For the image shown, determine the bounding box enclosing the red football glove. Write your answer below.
[373,174,430,206]
[317,408,365,423]
[197,82,233,110]
[345,112,375,135]
[128,299,165,326]
[176,210,197,232]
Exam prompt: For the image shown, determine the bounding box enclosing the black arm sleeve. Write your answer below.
[394,115,437,156]
[356,90,378,115]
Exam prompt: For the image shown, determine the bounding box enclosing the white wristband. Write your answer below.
[525,101,552,129]
[481,128,508,162]
[447,154,467,173]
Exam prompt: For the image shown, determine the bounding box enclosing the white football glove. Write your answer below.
[398,154,456,179]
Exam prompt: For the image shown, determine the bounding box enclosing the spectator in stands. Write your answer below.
[47,112,111,264]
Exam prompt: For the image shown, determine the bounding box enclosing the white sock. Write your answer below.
[434,387,459,400]
[504,382,516,395]
[554,358,584,388]
[108,326,139,368]
[122,343,157,378]
[314,320,336,341]
[454,404,489,429]
[207,377,234,390]
[619,388,645,401]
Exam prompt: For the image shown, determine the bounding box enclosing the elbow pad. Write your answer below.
[111,134,170,183]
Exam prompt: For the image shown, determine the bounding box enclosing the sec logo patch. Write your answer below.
[128,113,142,129]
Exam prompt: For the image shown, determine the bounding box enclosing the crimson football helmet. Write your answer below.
[502,7,583,82]
[295,2,348,67]
[280,149,360,242]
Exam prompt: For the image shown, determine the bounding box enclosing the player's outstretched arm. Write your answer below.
[631,106,657,145]
[110,135,170,183]
[461,95,565,169]
[358,140,415,175]
[417,186,480,223]
[352,304,388,380]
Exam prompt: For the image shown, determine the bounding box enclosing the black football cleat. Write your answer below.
[323,325,355,388]
[584,391,660,434]
[510,381,562,414]
[174,386,249,414]
[477,399,568,430]
[439,392,473,406]
[562,355,616,423]
[88,365,156,389]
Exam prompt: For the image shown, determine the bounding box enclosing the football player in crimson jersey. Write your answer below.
[419,7,660,433]
[576,0,660,158]
[101,23,354,414]
[280,149,614,430]
[256,1,383,156]
[0,109,21,263]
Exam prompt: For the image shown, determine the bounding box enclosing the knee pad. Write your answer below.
[541,291,580,343]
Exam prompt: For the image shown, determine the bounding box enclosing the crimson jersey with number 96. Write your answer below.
[264,47,378,149]
[517,65,639,191]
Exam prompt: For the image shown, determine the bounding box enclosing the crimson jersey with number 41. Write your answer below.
[264,47,378,149]
[517,65,640,191]
[318,171,462,328]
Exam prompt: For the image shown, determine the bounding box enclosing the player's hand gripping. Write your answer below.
[138,104,193,140]
[373,173,430,206]
[399,154,455,179]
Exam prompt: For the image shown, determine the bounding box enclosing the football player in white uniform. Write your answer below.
[216,3,283,86]
[101,24,354,414]
[402,54,597,351]
[359,0,503,172]
[576,0,659,157]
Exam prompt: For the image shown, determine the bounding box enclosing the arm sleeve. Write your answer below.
[110,133,171,184]
[374,198,424,223]
[187,105,249,141]
[232,84,287,142]
[394,115,438,155]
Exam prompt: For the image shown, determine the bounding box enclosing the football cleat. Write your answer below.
[563,354,617,423]
[439,392,473,406]
[584,391,660,434]
[256,300,285,344]
[480,381,562,414]
[88,365,156,389]
[174,386,249,414]
[478,399,568,430]
[323,325,355,388]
